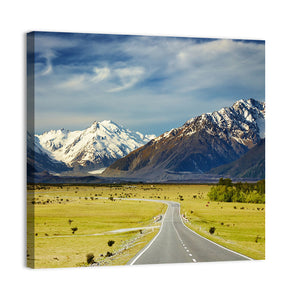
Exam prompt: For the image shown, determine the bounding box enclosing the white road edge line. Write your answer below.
[123,198,253,263]
[129,202,170,265]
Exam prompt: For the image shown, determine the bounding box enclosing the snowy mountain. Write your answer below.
[103,99,265,180]
[27,131,70,176]
[181,98,265,147]
[36,120,155,171]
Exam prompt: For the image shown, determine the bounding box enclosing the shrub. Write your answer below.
[71,227,78,234]
[86,253,95,264]
[209,227,216,234]
[106,251,113,257]
[107,240,115,247]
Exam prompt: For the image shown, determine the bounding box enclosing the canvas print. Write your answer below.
[27,32,265,268]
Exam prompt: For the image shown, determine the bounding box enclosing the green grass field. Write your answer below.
[27,185,166,268]
[27,183,265,268]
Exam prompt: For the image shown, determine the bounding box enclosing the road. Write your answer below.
[128,199,251,265]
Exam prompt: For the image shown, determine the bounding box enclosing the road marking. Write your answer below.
[171,204,198,261]
[192,259,197,262]
[127,197,253,265]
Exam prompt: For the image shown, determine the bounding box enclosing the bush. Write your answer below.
[71,227,78,234]
[86,253,95,264]
[209,227,216,234]
[107,240,115,247]
[106,251,113,257]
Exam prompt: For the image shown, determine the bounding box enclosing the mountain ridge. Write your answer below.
[103,98,265,180]
[208,138,265,179]
[34,120,155,172]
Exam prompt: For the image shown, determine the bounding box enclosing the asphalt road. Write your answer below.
[128,199,251,265]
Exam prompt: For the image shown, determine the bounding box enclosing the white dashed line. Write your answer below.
[192,259,197,262]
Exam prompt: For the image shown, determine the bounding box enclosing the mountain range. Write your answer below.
[28,120,155,178]
[28,98,265,183]
[103,98,265,181]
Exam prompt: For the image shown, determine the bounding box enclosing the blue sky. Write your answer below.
[31,32,265,136]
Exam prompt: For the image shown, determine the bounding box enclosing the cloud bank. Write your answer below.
[33,32,265,135]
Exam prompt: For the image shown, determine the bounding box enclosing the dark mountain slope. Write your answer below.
[27,132,71,178]
[208,138,265,179]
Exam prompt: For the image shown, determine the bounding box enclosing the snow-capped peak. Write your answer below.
[155,98,265,146]
[185,98,265,142]
[36,121,155,169]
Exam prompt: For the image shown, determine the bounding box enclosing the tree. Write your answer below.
[218,178,232,187]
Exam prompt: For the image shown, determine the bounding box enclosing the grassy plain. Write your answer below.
[27,185,166,268]
[27,183,265,268]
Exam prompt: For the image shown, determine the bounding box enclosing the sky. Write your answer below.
[30,31,265,136]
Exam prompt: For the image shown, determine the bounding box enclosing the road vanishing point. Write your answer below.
[127,199,252,265]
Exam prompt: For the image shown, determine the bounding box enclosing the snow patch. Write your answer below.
[88,168,107,175]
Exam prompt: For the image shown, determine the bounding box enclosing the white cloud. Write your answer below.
[57,75,86,90]
[36,50,56,77]
[56,67,110,90]
[91,67,110,83]
[40,63,53,76]
[108,67,145,92]
[34,34,264,135]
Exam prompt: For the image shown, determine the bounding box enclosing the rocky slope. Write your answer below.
[208,138,265,179]
[103,99,265,180]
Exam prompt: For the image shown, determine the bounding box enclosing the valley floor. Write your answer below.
[27,183,265,268]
